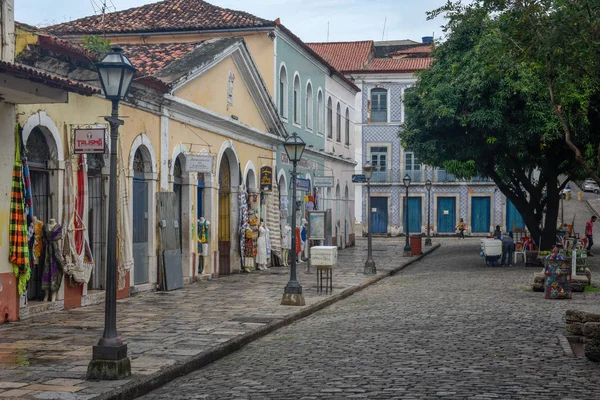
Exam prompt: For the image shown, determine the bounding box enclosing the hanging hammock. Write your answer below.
[10,125,31,295]
[117,137,133,290]
[62,154,94,284]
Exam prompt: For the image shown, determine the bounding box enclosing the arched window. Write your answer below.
[293,74,301,125]
[336,102,342,142]
[278,65,288,119]
[370,88,388,123]
[305,82,313,130]
[345,107,350,145]
[317,89,324,134]
[327,97,333,138]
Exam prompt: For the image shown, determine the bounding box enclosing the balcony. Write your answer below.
[361,168,494,184]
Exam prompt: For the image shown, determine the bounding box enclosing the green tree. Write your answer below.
[401,1,588,249]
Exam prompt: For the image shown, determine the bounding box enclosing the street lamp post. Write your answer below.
[560,192,565,226]
[87,45,136,380]
[403,174,412,257]
[363,161,376,274]
[425,179,432,246]
[281,132,306,306]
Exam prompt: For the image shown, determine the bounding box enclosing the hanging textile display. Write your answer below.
[9,125,31,296]
[62,154,95,284]
[238,184,253,272]
[21,137,34,244]
[265,182,281,264]
[117,137,134,290]
[42,221,64,293]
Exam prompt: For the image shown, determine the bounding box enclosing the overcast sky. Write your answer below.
[15,0,449,43]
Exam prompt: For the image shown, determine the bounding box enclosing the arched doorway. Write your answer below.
[344,185,349,248]
[25,127,56,300]
[218,153,232,275]
[132,148,150,285]
[173,155,184,250]
[87,153,106,290]
[335,184,341,248]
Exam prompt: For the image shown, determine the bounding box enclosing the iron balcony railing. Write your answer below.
[363,168,493,184]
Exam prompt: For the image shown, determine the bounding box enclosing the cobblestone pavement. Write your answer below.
[0,238,436,399]
[142,243,600,400]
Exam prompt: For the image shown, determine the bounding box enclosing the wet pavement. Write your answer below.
[0,238,437,399]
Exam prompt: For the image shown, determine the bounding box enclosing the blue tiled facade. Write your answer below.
[359,82,502,235]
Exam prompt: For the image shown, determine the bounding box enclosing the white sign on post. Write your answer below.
[314,176,334,187]
[185,154,214,173]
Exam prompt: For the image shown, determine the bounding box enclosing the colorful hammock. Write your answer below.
[9,125,31,295]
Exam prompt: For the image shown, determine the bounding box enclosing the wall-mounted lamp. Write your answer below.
[267,31,276,41]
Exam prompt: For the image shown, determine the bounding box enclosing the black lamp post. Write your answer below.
[560,192,565,226]
[363,161,376,274]
[425,179,432,246]
[87,45,135,380]
[281,132,306,306]
[403,174,412,257]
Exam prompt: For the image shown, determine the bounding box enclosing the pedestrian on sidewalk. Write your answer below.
[456,218,466,239]
[586,215,597,256]
[501,233,515,266]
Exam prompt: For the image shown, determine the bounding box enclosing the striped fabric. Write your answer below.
[10,125,31,295]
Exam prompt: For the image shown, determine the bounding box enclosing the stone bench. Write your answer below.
[565,310,600,362]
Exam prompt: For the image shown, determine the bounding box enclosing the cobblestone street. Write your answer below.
[142,242,600,400]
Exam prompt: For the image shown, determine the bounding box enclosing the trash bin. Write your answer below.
[578,191,583,201]
[410,236,422,256]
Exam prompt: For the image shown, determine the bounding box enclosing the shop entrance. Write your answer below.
[132,148,149,285]
[218,153,231,275]
[87,154,106,290]
[26,127,54,301]
[173,156,183,251]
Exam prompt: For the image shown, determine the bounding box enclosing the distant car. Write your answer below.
[582,179,600,194]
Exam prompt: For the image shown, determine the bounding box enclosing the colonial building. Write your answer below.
[8,22,285,319]
[46,0,359,248]
[308,39,525,237]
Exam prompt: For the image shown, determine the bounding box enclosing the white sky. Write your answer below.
[15,0,449,43]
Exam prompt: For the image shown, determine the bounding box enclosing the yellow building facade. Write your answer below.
[11,29,284,318]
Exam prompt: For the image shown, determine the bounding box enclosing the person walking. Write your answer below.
[586,215,597,256]
[456,218,466,239]
[501,232,515,266]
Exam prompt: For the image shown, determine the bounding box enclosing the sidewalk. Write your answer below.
[0,238,440,400]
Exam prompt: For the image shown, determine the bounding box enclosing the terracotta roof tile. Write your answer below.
[119,42,202,76]
[0,61,100,96]
[306,41,373,72]
[362,57,434,73]
[389,45,433,57]
[47,0,274,35]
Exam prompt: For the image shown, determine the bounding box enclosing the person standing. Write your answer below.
[586,215,597,256]
[501,233,515,266]
[456,218,466,239]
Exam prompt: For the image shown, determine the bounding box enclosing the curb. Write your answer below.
[96,243,441,400]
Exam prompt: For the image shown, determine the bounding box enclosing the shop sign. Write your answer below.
[185,154,214,173]
[352,174,366,183]
[291,178,311,192]
[314,176,334,187]
[260,166,273,192]
[74,128,106,154]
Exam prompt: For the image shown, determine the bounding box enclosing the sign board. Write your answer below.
[352,174,366,183]
[308,211,326,240]
[292,178,311,192]
[260,166,273,192]
[185,154,214,173]
[311,246,338,266]
[74,128,106,154]
[314,176,334,187]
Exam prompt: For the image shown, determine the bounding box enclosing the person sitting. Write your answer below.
[493,225,502,238]
[501,233,515,266]
[546,244,565,261]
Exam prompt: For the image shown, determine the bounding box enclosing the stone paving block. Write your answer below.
[0,389,33,397]
[23,384,84,393]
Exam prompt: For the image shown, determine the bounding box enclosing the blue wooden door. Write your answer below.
[437,197,456,233]
[506,199,525,232]
[370,197,388,233]
[404,197,422,233]
[471,197,491,233]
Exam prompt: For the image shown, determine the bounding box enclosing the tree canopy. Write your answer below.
[401,0,598,248]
